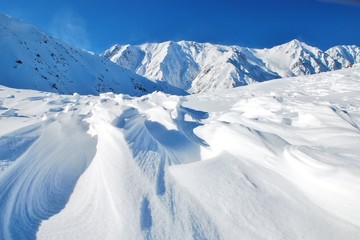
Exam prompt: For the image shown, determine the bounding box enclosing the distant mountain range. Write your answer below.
[0,13,359,95]
[103,40,360,93]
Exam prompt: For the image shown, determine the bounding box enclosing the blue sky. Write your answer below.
[1,0,359,53]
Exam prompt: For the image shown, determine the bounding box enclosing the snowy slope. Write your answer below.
[0,14,185,96]
[1,65,360,239]
[104,40,360,93]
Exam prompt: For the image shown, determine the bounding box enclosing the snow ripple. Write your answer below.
[0,115,96,239]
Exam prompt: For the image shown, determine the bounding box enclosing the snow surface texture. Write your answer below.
[0,14,185,96]
[0,65,360,239]
[103,40,360,93]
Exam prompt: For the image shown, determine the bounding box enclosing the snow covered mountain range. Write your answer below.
[1,13,359,96]
[0,14,185,96]
[103,40,360,93]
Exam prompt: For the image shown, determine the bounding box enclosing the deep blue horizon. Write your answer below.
[1,0,359,53]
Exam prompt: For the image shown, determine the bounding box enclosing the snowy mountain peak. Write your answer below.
[284,39,303,48]
[277,39,320,53]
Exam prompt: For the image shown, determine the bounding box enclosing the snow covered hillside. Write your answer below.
[104,40,360,93]
[1,65,359,239]
[0,14,185,96]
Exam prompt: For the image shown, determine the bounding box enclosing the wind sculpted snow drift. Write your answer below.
[0,66,360,239]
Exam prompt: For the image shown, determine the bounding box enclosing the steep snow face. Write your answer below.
[103,41,280,93]
[0,66,360,239]
[0,14,185,96]
[104,39,360,93]
[254,39,341,77]
[326,45,360,68]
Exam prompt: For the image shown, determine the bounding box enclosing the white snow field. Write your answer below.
[0,65,360,240]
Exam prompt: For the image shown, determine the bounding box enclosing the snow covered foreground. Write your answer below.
[0,66,360,240]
